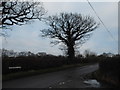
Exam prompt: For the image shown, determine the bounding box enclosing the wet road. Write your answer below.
[3,64,99,88]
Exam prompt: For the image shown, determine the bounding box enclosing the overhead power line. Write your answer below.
[86,0,117,42]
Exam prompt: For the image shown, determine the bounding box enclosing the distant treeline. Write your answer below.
[1,48,49,57]
[2,49,120,75]
[1,48,116,58]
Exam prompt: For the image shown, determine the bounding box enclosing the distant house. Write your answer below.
[36,52,47,57]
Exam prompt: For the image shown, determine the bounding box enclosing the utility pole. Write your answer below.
[0,2,2,25]
[118,2,120,55]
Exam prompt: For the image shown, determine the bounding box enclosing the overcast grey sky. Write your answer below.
[1,1,118,55]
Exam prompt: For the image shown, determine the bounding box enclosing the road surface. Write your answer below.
[3,64,99,88]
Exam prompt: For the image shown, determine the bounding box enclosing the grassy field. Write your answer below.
[3,63,92,81]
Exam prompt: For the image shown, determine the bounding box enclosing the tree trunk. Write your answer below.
[67,44,75,59]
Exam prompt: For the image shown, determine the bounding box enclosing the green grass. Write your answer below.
[3,63,91,81]
[92,70,119,88]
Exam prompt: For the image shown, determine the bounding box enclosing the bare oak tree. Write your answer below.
[41,13,99,59]
[1,1,46,28]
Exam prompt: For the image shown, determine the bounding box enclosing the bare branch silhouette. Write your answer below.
[1,1,46,28]
[41,13,99,59]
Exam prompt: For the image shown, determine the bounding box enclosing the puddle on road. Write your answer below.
[83,79,100,88]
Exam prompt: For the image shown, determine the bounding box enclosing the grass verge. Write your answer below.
[3,63,91,81]
[92,70,119,88]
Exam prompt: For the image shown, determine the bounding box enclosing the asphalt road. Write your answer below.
[3,64,99,88]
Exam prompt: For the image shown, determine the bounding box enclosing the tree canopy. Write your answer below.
[1,1,46,28]
[41,12,99,59]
